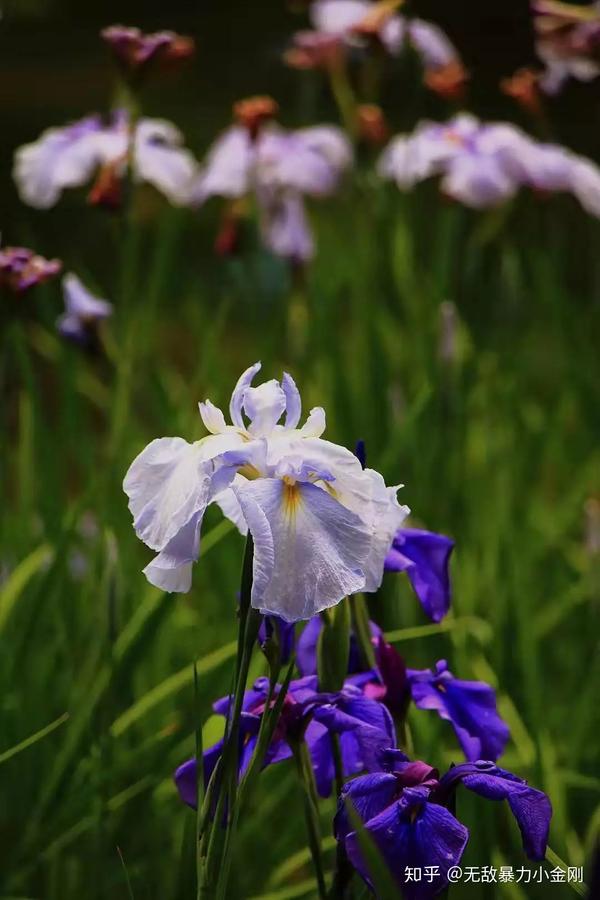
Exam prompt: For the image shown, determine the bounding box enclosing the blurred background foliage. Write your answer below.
[1,1,600,899]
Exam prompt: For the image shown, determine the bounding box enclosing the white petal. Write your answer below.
[123,437,211,552]
[192,126,253,204]
[13,117,106,209]
[299,407,326,438]
[214,479,249,535]
[63,273,112,320]
[229,362,261,428]
[282,372,302,429]
[142,512,203,593]
[244,379,287,436]
[198,400,228,434]
[311,0,371,35]
[571,158,600,218]
[234,478,370,621]
[259,191,314,262]
[361,469,410,592]
[134,119,198,205]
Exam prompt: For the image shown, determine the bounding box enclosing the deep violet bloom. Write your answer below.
[297,617,508,761]
[336,750,552,899]
[14,111,197,209]
[385,528,454,622]
[101,25,195,70]
[57,273,112,345]
[175,674,396,806]
[0,246,61,293]
[407,660,510,761]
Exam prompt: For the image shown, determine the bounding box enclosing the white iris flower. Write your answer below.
[123,363,408,621]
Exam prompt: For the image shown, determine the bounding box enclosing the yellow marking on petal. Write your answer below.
[324,482,339,500]
[238,464,261,480]
[282,480,302,519]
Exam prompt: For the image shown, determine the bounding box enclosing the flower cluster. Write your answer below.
[379,113,600,214]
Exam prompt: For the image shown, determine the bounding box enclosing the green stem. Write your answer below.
[292,740,328,900]
[201,536,260,897]
[350,594,376,670]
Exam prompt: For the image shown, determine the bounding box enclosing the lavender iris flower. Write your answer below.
[379,113,600,216]
[385,528,454,622]
[0,246,61,293]
[407,660,510,761]
[14,111,198,209]
[192,116,352,263]
[57,273,112,345]
[175,673,396,806]
[336,750,552,898]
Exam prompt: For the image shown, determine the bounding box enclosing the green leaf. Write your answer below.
[0,544,54,634]
[0,712,69,766]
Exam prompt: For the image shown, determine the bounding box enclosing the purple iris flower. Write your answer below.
[0,246,61,293]
[407,660,510,761]
[385,528,454,622]
[297,615,509,761]
[57,273,112,345]
[336,750,552,898]
[175,673,395,807]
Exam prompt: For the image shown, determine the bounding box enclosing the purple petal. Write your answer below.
[345,787,468,898]
[408,660,510,761]
[385,528,454,622]
[437,762,552,860]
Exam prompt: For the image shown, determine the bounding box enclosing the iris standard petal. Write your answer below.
[229,361,262,428]
[281,372,302,429]
[243,379,288,435]
[233,477,370,621]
